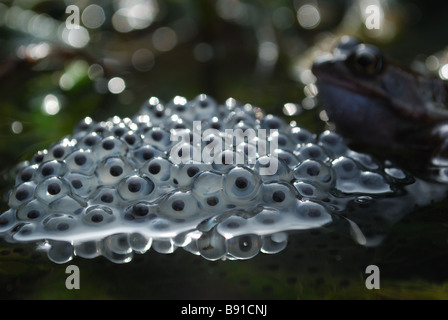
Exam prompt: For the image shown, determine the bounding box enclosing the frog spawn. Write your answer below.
[0,95,415,263]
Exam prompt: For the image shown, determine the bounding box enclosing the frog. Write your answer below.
[311,36,448,181]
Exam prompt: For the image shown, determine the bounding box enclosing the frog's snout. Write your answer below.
[311,53,334,78]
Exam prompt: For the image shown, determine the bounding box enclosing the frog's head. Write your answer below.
[312,36,448,151]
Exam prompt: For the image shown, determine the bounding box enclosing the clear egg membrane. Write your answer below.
[0,95,439,263]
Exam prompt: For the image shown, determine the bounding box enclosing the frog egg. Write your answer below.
[129,232,152,253]
[133,114,150,130]
[162,114,190,131]
[384,167,408,181]
[216,106,232,122]
[261,114,288,131]
[212,150,238,173]
[146,217,176,237]
[223,167,261,204]
[293,181,327,200]
[332,156,360,180]
[260,232,288,254]
[123,202,157,221]
[17,199,46,221]
[196,189,230,213]
[293,201,332,226]
[36,160,68,181]
[295,143,329,162]
[231,122,256,136]
[172,231,193,247]
[289,126,316,145]
[293,159,333,185]
[346,150,379,170]
[47,240,74,264]
[196,229,227,261]
[65,172,98,198]
[91,121,113,137]
[332,158,390,193]
[96,156,134,186]
[217,215,249,239]
[142,127,173,151]
[254,156,292,183]
[317,130,348,156]
[251,207,284,228]
[82,205,116,226]
[183,239,200,256]
[226,234,261,260]
[130,145,165,166]
[140,157,173,184]
[116,175,154,202]
[234,142,258,166]
[225,111,258,129]
[166,96,194,122]
[102,248,133,263]
[270,131,295,151]
[8,182,36,208]
[43,214,78,235]
[151,238,176,254]
[90,187,122,207]
[357,172,392,194]
[77,132,102,150]
[11,222,36,241]
[121,131,142,149]
[203,116,224,131]
[172,162,213,189]
[12,222,40,242]
[65,150,96,175]
[191,171,224,200]
[224,97,243,112]
[49,196,85,215]
[0,210,16,234]
[261,183,297,207]
[104,234,132,255]
[200,131,223,162]
[35,177,70,204]
[48,139,77,161]
[73,117,95,136]
[16,165,38,185]
[92,136,127,159]
[169,142,195,165]
[31,150,48,165]
[75,241,101,259]
[146,103,171,126]
[159,191,200,220]
[140,96,162,113]
[110,122,128,138]
[173,128,201,148]
[191,94,218,120]
[272,149,299,169]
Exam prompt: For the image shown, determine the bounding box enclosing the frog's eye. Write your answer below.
[351,45,383,76]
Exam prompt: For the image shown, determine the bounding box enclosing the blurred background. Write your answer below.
[0,0,448,299]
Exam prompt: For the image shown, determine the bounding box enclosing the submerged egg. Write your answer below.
[0,94,420,263]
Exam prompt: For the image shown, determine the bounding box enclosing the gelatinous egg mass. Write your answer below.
[0,94,418,263]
